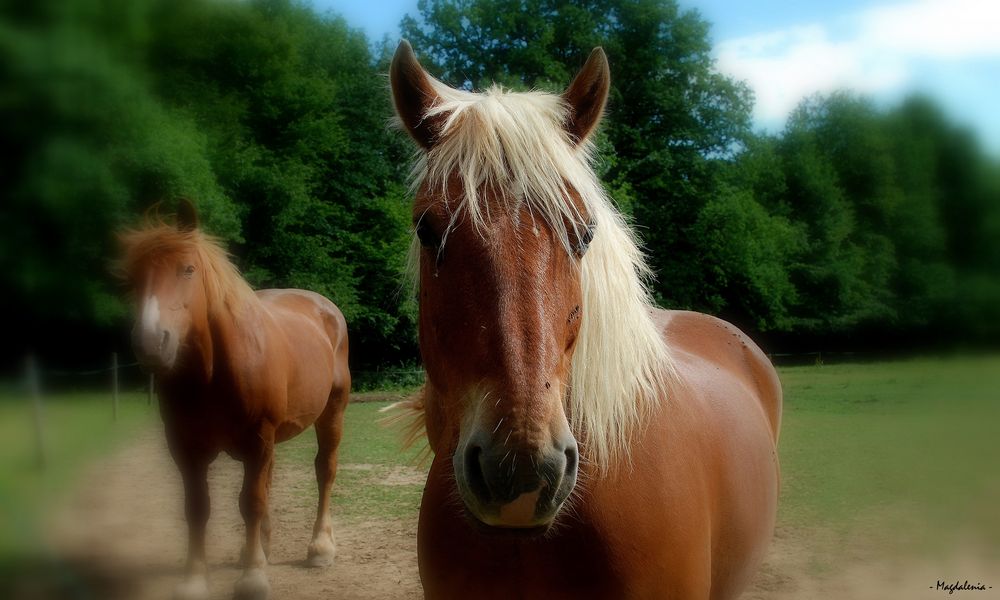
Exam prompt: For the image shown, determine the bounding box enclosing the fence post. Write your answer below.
[148,373,154,406]
[26,355,46,470]
[111,352,119,422]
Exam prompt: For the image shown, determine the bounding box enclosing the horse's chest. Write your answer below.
[419,467,621,598]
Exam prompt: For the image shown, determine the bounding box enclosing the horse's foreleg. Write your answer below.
[307,389,347,567]
[261,457,273,560]
[234,428,274,600]
[174,453,212,600]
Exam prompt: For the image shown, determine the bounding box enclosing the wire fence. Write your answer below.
[14,347,859,471]
[767,351,862,366]
[19,352,156,471]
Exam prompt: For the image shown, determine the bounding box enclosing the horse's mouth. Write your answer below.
[136,354,175,374]
[463,508,552,538]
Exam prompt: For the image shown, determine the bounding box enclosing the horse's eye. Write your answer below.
[576,221,596,257]
[180,265,196,279]
[415,222,441,249]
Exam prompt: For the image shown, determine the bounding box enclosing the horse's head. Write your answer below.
[120,200,209,372]
[391,41,612,531]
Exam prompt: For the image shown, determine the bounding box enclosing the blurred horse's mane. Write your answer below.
[120,218,257,316]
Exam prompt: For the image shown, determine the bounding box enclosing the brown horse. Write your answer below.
[390,41,781,599]
[120,201,350,600]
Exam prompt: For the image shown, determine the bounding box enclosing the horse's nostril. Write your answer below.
[565,444,579,475]
[464,445,490,502]
[160,330,170,350]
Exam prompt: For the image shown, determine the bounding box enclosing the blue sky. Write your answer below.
[312,0,1000,155]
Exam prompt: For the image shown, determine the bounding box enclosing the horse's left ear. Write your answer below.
[176,198,199,232]
[563,48,610,145]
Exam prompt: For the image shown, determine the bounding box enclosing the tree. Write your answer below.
[0,7,239,361]
[145,0,417,366]
[0,0,418,370]
[692,185,803,331]
[401,0,754,311]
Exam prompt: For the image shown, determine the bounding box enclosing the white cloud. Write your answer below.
[862,0,1000,58]
[715,0,1000,126]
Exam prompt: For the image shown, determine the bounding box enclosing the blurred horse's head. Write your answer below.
[119,200,251,373]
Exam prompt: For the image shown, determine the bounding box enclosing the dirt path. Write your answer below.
[37,428,998,600]
[43,428,421,599]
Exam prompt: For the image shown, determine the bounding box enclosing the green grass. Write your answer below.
[278,400,429,521]
[2,357,997,563]
[0,391,155,557]
[776,356,1000,556]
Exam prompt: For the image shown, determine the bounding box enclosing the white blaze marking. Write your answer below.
[141,295,160,336]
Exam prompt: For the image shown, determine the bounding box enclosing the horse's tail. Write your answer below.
[379,387,431,463]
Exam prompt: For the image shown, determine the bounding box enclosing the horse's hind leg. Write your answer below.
[306,383,348,567]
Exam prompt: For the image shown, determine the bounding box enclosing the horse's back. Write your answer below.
[257,289,347,344]
[657,309,781,443]
[653,309,781,599]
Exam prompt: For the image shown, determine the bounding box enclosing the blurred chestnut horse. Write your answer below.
[390,41,781,599]
[120,201,350,600]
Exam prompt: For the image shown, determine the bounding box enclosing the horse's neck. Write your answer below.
[179,298,258,386]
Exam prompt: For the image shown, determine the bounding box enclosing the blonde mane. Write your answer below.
[120,222,257,316]
[402,82,674,471]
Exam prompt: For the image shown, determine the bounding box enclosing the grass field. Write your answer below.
[0,390,152,557]
[776,356,1000,567]
[2,356,998,566]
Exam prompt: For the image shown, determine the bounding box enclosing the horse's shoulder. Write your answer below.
[655,309,782,442]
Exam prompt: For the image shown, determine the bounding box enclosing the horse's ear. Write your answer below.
[391,40,443,150]
[176,198,198,232]
[562,48,610,145]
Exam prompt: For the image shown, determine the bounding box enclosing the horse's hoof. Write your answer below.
[233,568,270,600]
[306,535,336,568]
[305,550,334,568]
[174,575,209,600]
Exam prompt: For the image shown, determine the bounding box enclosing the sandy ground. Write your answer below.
[19,427,998,599]
[35,428,421,600]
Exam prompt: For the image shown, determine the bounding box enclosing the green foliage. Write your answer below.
[143,0,417,365]
[0,0,416,369]
[770,92,999,339]
[403,0,755,314]
[0,15,237,341]
[693,186,803,330]
[1,0,997,373]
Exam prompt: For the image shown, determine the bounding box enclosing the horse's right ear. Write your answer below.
[176,198,199,232]
[562,48,611,145]
[391,40,442,150]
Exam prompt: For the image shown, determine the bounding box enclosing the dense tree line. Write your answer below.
[1,0,416,373]
[2,0,997,374]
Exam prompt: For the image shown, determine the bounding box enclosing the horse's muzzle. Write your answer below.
[132,325,177,371]
[453,431,579,529]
